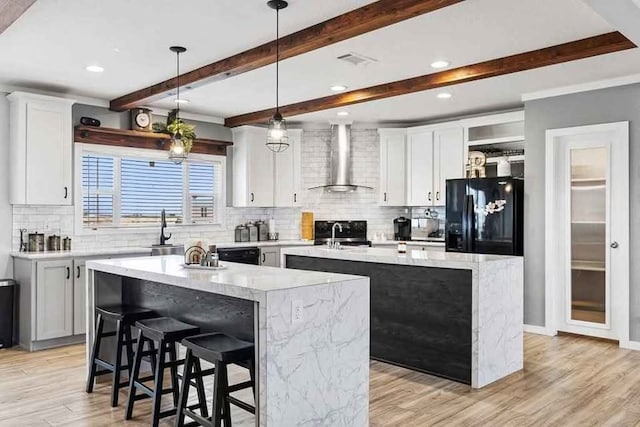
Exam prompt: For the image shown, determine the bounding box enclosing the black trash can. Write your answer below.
[0,279,15,349]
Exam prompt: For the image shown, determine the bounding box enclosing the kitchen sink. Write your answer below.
[150,244,184,256]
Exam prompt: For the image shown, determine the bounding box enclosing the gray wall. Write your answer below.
[0,94,13,277]
[524,84,640,339]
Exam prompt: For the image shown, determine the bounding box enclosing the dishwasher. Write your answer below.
[217,247,260,265]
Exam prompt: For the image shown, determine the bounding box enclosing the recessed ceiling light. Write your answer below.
[337,111,350,116]
[430,60,450,69]
[330,85,348,92]
[437,92,452,99]
[174,98,190,104]
[85,65,104,73]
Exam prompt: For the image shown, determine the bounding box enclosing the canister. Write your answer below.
[28,232,45,252]
[246,222,258,242]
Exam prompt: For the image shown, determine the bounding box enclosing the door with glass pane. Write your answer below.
[546,122,629,341]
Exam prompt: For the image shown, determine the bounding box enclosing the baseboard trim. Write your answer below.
[619,340,640,351]
[524,324,556,336]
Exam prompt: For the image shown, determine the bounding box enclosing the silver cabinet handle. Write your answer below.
[611,242,619,249]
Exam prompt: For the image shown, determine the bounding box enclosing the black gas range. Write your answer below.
[314,220,371,247]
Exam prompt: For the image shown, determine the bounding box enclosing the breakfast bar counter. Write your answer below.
[86,255,370,427]
[281,246,523,388]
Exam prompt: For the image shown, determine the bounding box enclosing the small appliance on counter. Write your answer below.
[314,220,371,247]
[393,217,411,241]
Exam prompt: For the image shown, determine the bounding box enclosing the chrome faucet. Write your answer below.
[159,209,172,245]
[330,222,343,249]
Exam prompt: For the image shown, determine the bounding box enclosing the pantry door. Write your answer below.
[545,122,629,342]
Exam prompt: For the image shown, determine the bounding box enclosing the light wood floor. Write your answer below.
[1,333,640,426]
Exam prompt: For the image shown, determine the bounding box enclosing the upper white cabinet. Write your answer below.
[274,130,302,207]
[8,92,75,205]
[231,126,275,207]
[231,126,302,207]
[406,125,464,207]
[378,129,407,206]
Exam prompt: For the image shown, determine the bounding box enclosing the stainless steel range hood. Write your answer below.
[309,123,373,192]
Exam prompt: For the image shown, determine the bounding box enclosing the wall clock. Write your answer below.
[130,108,153,132]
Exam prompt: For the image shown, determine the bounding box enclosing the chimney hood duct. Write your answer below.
[309,123,372,192]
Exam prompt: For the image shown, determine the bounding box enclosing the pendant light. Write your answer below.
[168,45,188,164]
[266,0,289,153]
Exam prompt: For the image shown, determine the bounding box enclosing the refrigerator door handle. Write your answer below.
[466,194,475,253]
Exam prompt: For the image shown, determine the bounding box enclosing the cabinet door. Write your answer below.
[25,101,72,205]
[274,131,302,207]
[36,260,73,340]
[434,127,464,207]
[379,131,406,206]
[248,134,275,207]
[73,260,86,335]
[260,248,280,267]
[407,131,434,206]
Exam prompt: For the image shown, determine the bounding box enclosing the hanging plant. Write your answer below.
[153,117,197,153]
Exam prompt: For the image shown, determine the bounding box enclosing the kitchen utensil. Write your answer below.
[47,235,61,251]
[62,237,72,251]
[19,229,27,252]
[28,232,45,252]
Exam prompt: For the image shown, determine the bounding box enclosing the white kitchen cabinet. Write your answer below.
[260,247,280,267]
[274,130,303,207]
[433,127,464,206]
[407,130,434,206]
[231,126,275,207]
[406,125,464,207]
[378,129,407,206]
[232,126,303,207]
[7,92,75,205]
[35,259,73,341]
[73,260,86,335]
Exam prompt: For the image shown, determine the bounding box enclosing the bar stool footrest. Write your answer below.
[228,396,256,414]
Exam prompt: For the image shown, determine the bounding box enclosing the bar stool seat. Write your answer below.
[86,304,156,407]
[176,333,256,427]
[126,317,205,427]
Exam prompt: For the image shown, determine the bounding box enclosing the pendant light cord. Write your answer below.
[176,50,181,120]
[275,6,279,114]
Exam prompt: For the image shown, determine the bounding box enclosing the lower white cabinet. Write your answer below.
[35,259,73,341]
[260,247,280,267]
[73,260,87,335]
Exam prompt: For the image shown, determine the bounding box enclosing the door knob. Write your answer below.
[610,242,619,249]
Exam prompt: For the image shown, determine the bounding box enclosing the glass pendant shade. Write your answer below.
[168,134,187,164]
[266,112,289,152]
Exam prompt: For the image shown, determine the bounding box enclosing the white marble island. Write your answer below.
[86,255,370,427]
[281,246,523,388]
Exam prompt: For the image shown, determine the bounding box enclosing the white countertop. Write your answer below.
[87,255,365,301]
[11,247,152,260]
[281,246,521,270]
[371,240,445,247]
[215,239,314,248]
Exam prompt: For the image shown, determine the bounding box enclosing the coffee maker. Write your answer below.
[393,217,411,241]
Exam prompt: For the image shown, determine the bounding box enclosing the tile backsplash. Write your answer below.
[12,128,407,251]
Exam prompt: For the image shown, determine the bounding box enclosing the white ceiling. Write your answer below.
[0,0,634,124]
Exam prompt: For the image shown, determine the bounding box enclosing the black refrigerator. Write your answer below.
[445,177,524,256]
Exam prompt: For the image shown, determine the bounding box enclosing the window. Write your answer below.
[78,145,224,230]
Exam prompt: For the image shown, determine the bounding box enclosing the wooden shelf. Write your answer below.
[74,125,233,156]
[484,154,525,164]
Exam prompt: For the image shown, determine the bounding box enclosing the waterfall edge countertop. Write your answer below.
[280,246,520,270]
[86,254,367,302]
[87,255,370,426]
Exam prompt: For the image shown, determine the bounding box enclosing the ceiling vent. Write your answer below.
[337,52,378,66]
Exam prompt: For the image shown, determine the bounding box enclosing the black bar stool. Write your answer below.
[125,317,206,427]
[175,332,256,427]
[86,304,156,407]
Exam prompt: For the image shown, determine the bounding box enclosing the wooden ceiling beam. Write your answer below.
[224,32,636,127]
[0,0,36,34]
[109,0,464,112]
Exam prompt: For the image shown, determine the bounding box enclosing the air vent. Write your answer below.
[337,52,378,66]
